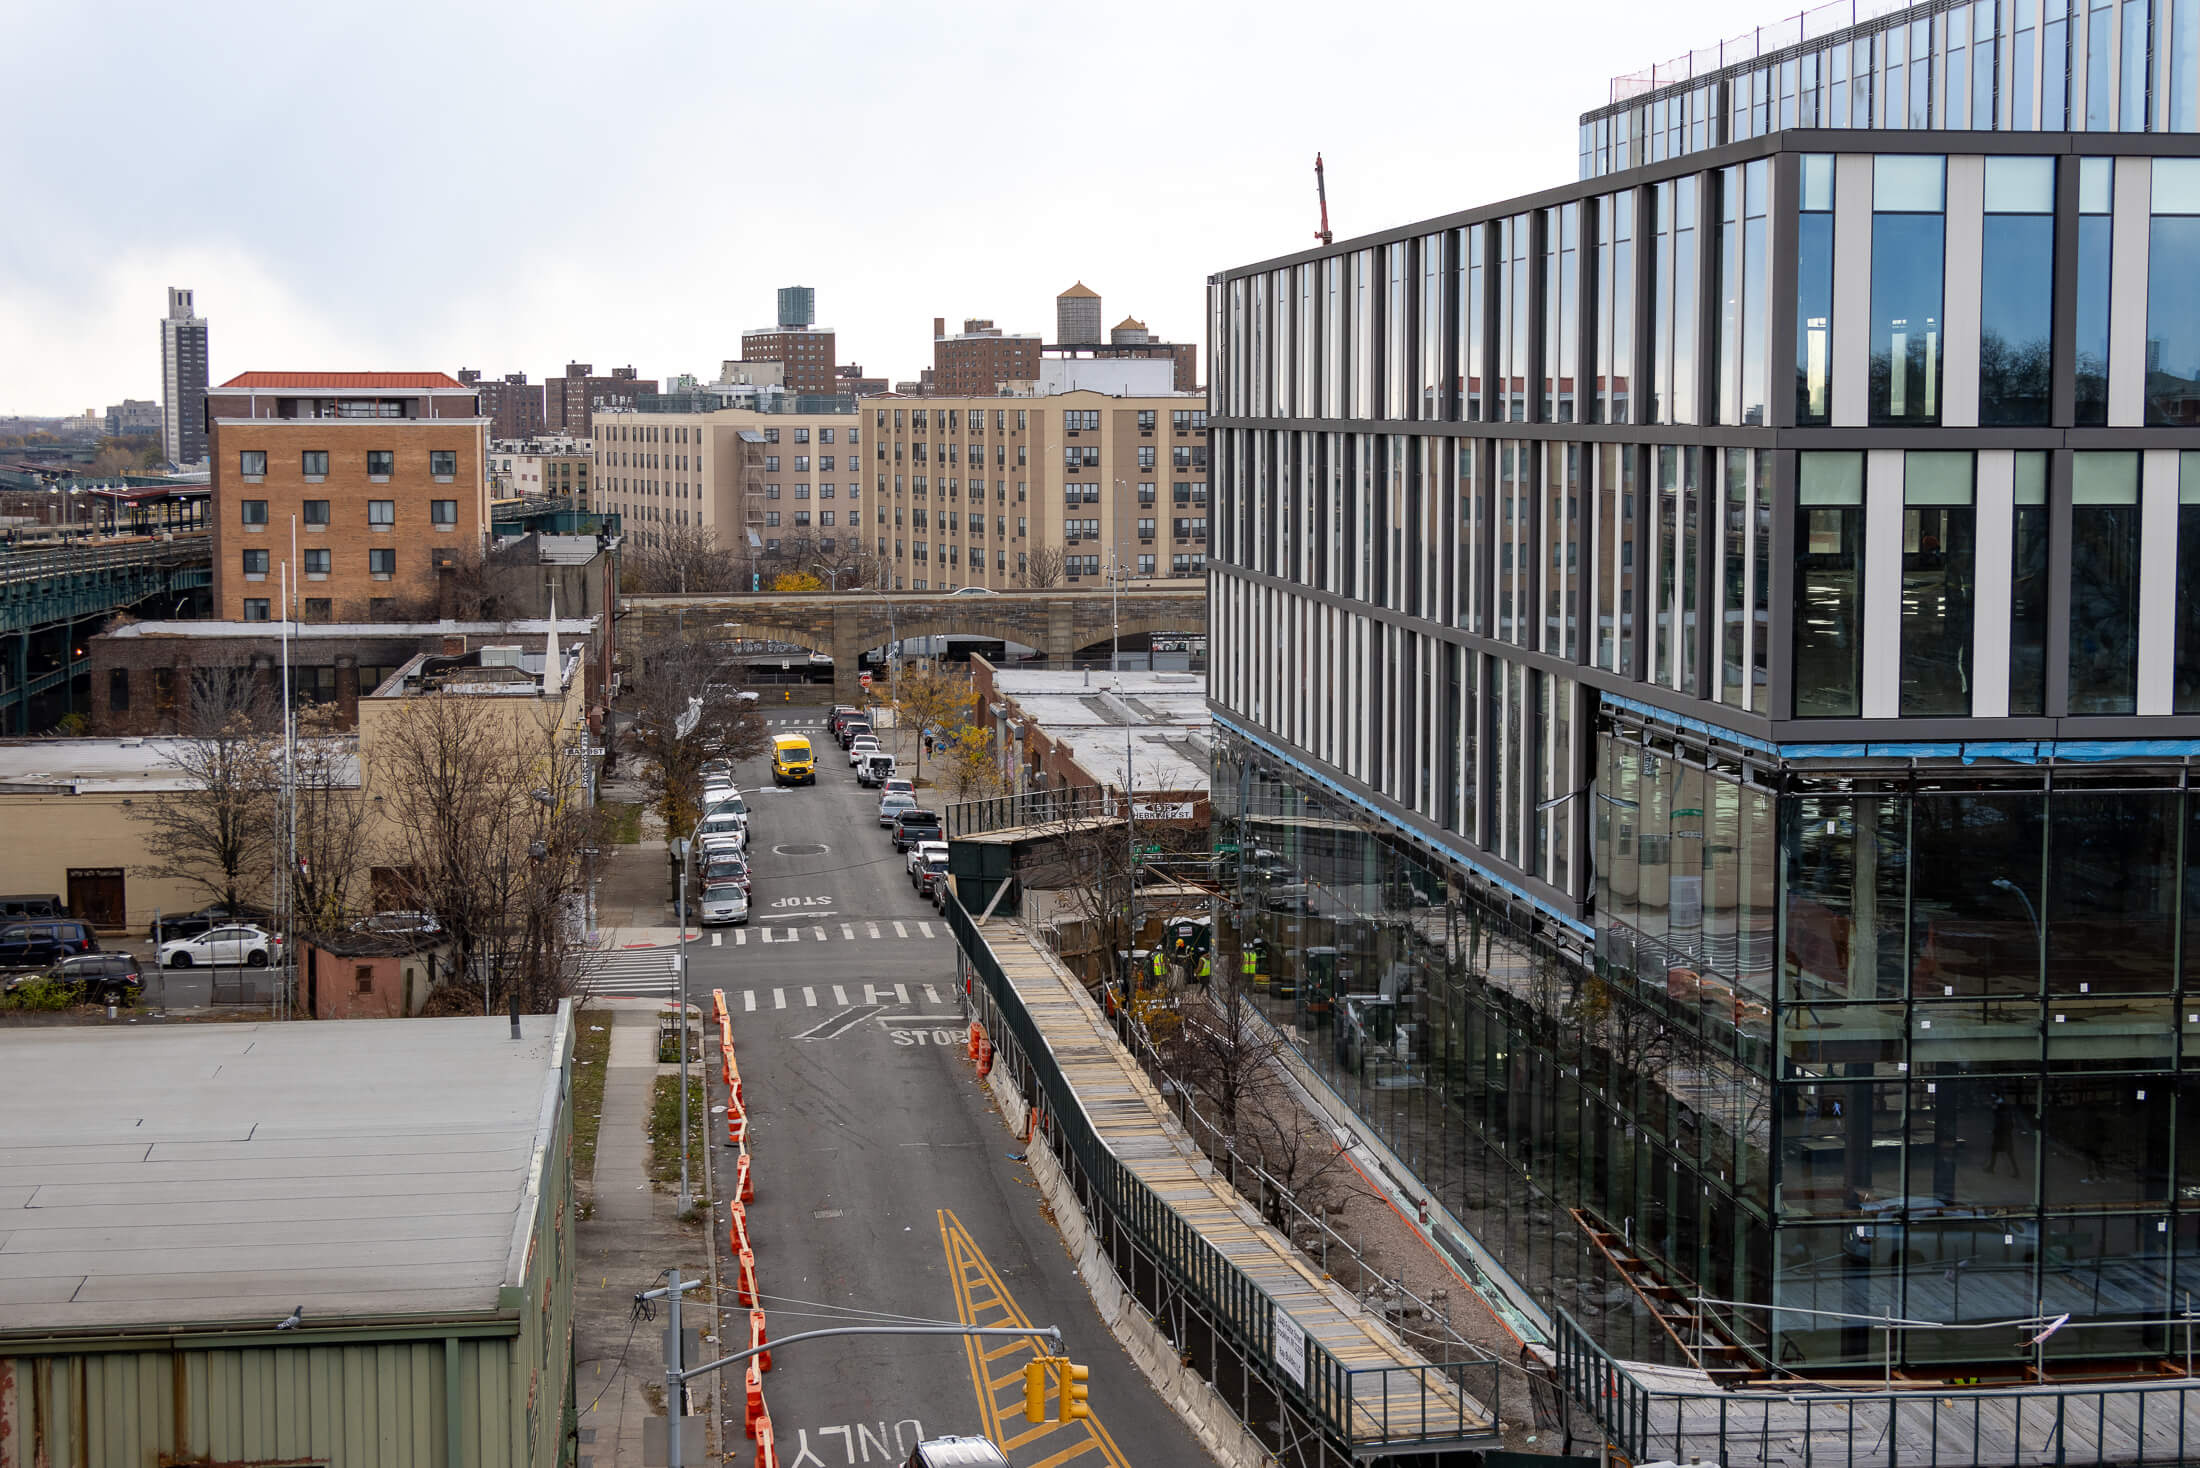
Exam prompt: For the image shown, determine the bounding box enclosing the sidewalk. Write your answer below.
[572,998,719,1468]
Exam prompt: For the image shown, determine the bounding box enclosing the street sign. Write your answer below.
[859,671,873,687]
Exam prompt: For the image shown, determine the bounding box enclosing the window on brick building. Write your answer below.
[303,500,329,526]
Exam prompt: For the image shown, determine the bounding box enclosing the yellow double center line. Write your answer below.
[938,1208,1131,1468]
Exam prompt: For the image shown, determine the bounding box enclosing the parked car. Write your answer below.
[826,705,862,737]
[698,882,750,927]
[856,753,896,787]
[704,792,750,826]
[905,1437,1010,1468]
[698,852,751,894]
[949,586,999,596]
[350,911,442,936]
[702,780,739,811]
[879,791,918,827]
[892,810,943,853]
[151,904,273,944]
[0,894,64,921]
[912,849,949,898]
[695,811,747,850]
[847,735,882,767]
[837,719,872,750]
[883,777,915,801]
[0,919,99,969]
[158,924,280,969]
[906,838,949,876]
[8,952,142,1004]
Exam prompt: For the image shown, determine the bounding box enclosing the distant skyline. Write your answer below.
[0,0,1780,415]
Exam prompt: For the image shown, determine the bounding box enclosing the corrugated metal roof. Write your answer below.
[216,371,467,390]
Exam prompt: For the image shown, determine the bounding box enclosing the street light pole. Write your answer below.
[673,836,692,1214]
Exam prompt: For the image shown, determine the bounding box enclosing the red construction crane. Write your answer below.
[1313,153,1333,246]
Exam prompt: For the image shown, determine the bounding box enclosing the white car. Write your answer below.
[847,736,882,768]
[905,839,949,875]
[694,811,746,850]
[879,791,917,826]
[159,924,281,969]
[698,882,749,926]
[704,792,749,826]
[883,777,915,800]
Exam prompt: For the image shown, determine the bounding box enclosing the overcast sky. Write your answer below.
[2,0,1779,417]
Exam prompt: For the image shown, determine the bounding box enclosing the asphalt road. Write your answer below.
[692,723,1213,1468]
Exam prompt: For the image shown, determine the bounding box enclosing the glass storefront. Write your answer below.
[1216,719,2200,1373]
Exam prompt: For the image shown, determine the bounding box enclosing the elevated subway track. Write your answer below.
[0,533,212,731]
[624,583,1207,702]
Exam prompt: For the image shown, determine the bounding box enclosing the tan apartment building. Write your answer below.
[207,372,490,622]
[589,395,867,571]
[864,390,1209,591]
[489,436,592,499]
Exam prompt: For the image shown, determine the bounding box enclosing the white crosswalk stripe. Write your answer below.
[580,948,681,997]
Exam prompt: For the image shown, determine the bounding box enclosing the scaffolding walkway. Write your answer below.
[951,902,1499,1458]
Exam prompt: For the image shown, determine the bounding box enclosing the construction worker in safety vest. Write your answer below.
[1241,940,1263,985]
[1149,947,1168,989]
[1194,952,1212,986]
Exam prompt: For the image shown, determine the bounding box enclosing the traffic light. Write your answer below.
[1059,1360,1090,1421]
[1022,1359,1049,1423]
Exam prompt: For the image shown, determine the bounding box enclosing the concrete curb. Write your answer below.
[984,1067,1273,1468]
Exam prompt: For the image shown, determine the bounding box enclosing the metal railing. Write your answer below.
[943,786,1113,839]
[1607,0,1931,102]
[945,893,1499,1452]
[1555,1305,2200,1467]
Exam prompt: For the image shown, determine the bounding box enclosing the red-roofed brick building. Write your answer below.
[206,373,490,622]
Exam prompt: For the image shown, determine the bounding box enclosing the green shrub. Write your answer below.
[1,977,79,1011]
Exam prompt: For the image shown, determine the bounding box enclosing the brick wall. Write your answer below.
[210,421,487,620]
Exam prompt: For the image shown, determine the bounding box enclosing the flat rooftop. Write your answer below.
[0,1010,568,1334]
[0,736,359,793]
[991,670,1210,791]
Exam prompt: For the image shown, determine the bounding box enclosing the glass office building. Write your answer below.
[1209,0,2200,1382]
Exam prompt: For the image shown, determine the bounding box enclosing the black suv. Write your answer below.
[0,920,99,969]
[7,952,142,1004]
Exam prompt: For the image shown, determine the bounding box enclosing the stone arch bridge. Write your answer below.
[624,584,1207,702]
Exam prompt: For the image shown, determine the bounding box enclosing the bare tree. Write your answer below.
[621,523,738,594]
[127,660,280,914]
[368,694,598,1012]
[430,536,535,621]
[890,663,976,786]
[1015,546,1065,589]
[625,628,772,838]
[285,704,375,934]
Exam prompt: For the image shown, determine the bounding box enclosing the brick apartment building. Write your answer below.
[544,363,654,433]
[457,369,545,440]
[207,372,491,622]
[739,326,840,395]
[932,319,1041,398]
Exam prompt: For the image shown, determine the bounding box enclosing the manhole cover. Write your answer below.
[774,843,829,855]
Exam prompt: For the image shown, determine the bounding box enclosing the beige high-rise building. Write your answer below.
[589,394,869,577]
[863,390,1208,592]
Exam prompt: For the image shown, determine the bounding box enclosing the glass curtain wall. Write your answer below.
[2068,451,2142,713]
[1870,156,1947,426]
[2146,159,2200,426]
[1596,444,1637,675]
[1796,452,1865,717]
[1796,156,1835,427]
[1461,224,1488,421]
[2010,452,2052,714]
[1596,192,1635,425]
[2179,455,2200,711]
[2075,158,2114,426]
[1717,160,1771,427]
[1899,453,1977,715]
[1979,157,2055,425]
[1545,203,1580,423]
